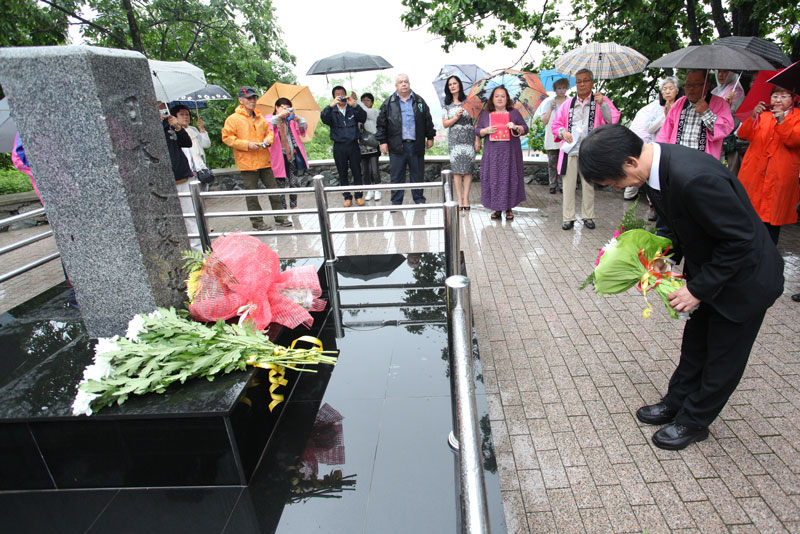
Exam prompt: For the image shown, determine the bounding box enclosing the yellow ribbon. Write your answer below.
[245,336,324,412]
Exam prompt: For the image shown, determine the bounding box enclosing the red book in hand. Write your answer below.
[490,112,510,141]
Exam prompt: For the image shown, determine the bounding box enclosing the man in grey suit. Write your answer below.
[578,124,784,450]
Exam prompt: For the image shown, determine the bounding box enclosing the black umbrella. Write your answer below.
[336,254,406,281]
[767,60,800,96]
[712,37,791,69]
[648,45,774,71]
[306,52,392,76]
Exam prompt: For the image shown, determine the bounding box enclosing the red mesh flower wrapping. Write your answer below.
[189,233,326,330]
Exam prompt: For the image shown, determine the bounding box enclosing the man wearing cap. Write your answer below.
[222,86,291,231]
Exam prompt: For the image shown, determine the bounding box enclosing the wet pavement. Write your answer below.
[1,179,799,533]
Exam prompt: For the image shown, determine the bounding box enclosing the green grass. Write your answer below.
[0,169,34,195]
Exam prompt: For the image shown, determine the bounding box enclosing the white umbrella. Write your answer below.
[0,98,18,153]
[556,42,649,79]
[148,59,207,103]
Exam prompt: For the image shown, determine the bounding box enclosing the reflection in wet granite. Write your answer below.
[0,253,506,533]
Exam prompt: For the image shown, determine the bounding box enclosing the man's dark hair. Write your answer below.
[361,92,374,102]
[578,124,644,184]
[274,97,292,108]
[331,85,346,97]
[443,75,466,105]
[485,86,514,112]
[169,104,190,116]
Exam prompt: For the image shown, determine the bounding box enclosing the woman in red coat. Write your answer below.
[737,86,800,246]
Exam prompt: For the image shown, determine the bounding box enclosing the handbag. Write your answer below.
[196,168,216,185]
[359,126,379,149]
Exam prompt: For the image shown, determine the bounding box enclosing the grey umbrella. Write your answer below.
[648,44,774,71]
[306,52,392,76]
[712,37,791,69]
[177,84,232,103]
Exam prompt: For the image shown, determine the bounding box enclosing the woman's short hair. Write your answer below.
[552,78,570,90]
[444,76,467,106]
[485,86,514,112]
[361,92,374,102]
[658,76,684,106]
[169,104,190,116]
[274,97,292,108]
[578,124,644,184]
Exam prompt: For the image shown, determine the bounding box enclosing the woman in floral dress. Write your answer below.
[442,76,476,210]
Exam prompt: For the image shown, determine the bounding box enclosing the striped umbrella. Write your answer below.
[556,42,648,79]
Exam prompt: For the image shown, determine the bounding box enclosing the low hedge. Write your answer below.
[0,169,34,195]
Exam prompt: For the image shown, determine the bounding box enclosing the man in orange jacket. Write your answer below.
[222,86,291,231]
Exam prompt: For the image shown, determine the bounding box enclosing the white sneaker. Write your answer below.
[374,190,382,201]
[365,190,374,201]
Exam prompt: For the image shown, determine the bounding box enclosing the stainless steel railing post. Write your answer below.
[444,200,460,279]
[188,180,211,252]
[441,169,453,204]
[446,275,491,534]
[314,175,344,338]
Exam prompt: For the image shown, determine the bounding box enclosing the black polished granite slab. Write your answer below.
[0,253,506,533]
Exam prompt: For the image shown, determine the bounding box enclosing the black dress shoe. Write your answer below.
[562,221,574,230]
[636,402,677,425]
[652,423,709,450]
[792,293,800,302]
[549,186,557,194]
[583,219,596,229]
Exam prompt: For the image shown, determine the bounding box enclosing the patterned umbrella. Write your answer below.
[461,69,548,119]
[256,82,321,142]
[556,42,648,79]
[431,64,490,107]
[537,69,576,92]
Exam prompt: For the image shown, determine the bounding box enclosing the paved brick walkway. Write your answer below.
[2,181,798,533]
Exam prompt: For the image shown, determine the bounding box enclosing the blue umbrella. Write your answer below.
[538,69,576,92]
[432,64,490,107]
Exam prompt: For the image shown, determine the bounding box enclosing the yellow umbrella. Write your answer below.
[256,82,321,143]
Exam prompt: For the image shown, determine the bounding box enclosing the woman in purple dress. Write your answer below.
[475,86,528,220]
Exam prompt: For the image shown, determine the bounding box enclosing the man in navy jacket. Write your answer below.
[376,74,436,206]
[320,86,367,206]
[578,124,784,450]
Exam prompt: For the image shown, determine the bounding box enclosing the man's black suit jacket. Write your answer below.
[650,143,784,323]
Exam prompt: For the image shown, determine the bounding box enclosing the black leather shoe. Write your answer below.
[652,423,709,450]
[792,293,800,302]
[549,186,557,194]
[562,221,574,230]
[636,402,677,425]
[583,219,596,229]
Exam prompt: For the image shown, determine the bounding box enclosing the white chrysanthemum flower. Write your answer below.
[91,355,113,378]
[83,364,106,382]
[94,335,120,356]
[147,310,163,320]
[72,389,99,416]
[126,314,147,342]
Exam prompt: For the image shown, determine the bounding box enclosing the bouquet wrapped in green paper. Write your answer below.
[586,229,686,319]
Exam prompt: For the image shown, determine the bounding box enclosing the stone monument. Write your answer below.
[0,46,190,337]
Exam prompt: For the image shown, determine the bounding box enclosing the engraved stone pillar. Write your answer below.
[0,46,190,337]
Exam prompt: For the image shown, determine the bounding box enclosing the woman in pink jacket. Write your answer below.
[268,97,310,209]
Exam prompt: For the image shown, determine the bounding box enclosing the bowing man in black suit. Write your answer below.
[577,124,784,450]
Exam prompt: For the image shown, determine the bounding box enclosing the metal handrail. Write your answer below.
[447,275,491,534]
[0,208,61,283]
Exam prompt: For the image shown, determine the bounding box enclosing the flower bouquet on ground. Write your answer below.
[72,307,337,416]
[580,201,686,319]
[184,233,326,331]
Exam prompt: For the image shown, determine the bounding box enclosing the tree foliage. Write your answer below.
[4,0,297,168]
[401,0,799,122]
